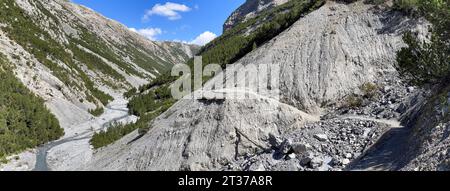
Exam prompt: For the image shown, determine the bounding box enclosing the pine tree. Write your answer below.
[396,0,450,85]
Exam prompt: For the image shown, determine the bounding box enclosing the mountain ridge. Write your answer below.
[223,0,290,32]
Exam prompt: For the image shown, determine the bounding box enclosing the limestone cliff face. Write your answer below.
[223,0,289,32]
[85,1,429,171]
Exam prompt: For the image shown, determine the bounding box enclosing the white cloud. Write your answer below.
[172,39,189,44]
[129,27,162,40]
[143,2,191,21]
[129,28,137,32]
[190,31,217,46]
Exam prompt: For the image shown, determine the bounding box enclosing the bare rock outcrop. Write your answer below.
[223,0,289,32]
[399,88,450,171]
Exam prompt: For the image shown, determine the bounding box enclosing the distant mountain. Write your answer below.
[223,0,289,32]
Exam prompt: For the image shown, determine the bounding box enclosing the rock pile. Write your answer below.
[237,118,390,171]
[401,122,450,171]
[327,76,419,121]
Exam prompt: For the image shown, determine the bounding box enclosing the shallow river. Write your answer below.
[33,97,132,171]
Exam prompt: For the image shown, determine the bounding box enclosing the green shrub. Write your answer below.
[394,0,420,10]
[124,87,137,98]
[360,82,379,100]
[88,107,104,117]
[90,122,131,149]
[0,157,8,164]
[345,94,364,109]
[396,0,450,86]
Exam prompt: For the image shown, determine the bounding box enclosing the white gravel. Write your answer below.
[0,150,36,171]
[46,92,137,171]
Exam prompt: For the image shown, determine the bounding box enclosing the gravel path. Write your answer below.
[345,116,408,171]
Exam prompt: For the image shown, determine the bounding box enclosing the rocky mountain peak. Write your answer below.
[223,0,289,32]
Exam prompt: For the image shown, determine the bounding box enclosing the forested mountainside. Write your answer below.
[0,53,63,161]
[223,0,290,32]
[0,0,197,167]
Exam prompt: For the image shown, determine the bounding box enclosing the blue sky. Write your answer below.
[71,0,245,45]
